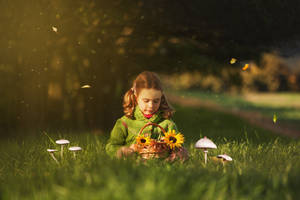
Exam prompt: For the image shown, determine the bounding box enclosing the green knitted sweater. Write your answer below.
[105,106,178,157]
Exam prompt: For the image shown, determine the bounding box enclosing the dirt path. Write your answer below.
[167,93,300,138]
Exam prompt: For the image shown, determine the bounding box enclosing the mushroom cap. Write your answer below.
[56,139,70,145]
[69,146,82,151]
[217,154,233,161]
[47,149,58,152]
[195,136,217,149]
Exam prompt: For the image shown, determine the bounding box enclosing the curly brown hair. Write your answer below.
[123,71,174,119]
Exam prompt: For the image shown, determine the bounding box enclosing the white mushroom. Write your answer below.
[47,149,59,164]
[69,146,82,158]
[56,139,70,158]
[217,154,233,165]
[195,136,217,164]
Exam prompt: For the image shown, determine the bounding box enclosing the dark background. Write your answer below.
[1,0,300,134]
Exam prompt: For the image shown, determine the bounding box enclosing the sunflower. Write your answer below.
[136,135,151,147]
[163,130,184,150]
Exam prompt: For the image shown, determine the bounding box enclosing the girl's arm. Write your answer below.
[167,119,179,132]
[105,119,127,157]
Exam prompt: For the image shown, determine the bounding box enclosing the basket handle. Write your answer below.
[138,122,166,139]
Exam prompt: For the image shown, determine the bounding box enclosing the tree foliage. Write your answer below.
[1,0,299,133]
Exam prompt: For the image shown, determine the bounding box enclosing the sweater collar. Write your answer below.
[134,106,162,123]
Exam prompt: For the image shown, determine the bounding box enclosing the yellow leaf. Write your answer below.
[242,64,249,71]
[273,114,277,123]
[52,26,58,32]
[81,85,91,89]
[230,58,237,64]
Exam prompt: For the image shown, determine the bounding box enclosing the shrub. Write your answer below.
[241,53,297,93]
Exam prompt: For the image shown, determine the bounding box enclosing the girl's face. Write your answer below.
[136,88,162,115]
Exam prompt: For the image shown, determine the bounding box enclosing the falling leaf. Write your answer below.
[52,26,58,32]
[230,58,237,64]
[81,85,91,89]
[242,64,249,71]
[273,114,277,123]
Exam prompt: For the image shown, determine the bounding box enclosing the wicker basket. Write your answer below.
[134,122,170,160]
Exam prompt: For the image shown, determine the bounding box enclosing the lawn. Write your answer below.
[169,90,300,130]
[0,105,299,200]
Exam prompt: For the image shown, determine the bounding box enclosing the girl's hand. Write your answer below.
[166,147,189,162]
[129,144,136,150]
[116,146,135,158]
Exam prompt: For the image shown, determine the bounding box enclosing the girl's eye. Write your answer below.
[143,100,149,103]
[153,100,159,104]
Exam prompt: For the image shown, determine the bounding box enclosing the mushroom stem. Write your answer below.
[61,145,64,158]
[50,153,59,164]
[69,146,82,159]
[204,149,208,164]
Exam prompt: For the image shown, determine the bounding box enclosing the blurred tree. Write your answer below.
[1,0,300,134]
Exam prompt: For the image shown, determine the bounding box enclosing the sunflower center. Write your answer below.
[141,139,146,143]
[169,136,177,143]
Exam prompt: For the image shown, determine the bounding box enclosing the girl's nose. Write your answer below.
[148,101,154,108]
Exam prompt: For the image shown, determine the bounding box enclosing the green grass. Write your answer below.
[0,106,299,200]
[170,90,300,130]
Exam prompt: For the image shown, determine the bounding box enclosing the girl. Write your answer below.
[105,71,188,161]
